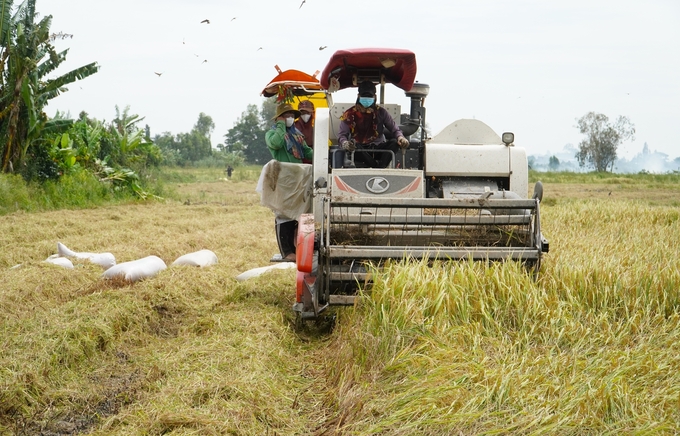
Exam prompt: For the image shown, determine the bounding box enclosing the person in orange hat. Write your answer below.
[295,100,315,164]
[265,102,314,262]
[266,102,313,163]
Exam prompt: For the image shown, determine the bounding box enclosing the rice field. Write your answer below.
[1,171,679,434]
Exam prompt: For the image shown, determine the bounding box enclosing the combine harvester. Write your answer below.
[262,48,549,321]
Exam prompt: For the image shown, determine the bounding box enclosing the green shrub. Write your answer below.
[0,173,34,214]
[39,169,113,209]
[0,168,157,216]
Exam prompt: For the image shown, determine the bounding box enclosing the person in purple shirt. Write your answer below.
[338,80,410,168]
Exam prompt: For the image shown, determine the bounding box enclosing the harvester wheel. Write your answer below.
[533,181,544,202]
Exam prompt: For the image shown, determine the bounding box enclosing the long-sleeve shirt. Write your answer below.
[338,105,405,146]
[294,118,314,148]
[265,121,314,163]
[294,118,314,164]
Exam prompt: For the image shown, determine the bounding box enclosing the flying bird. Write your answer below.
[319,46,327,50]
[201,19,210,24]
[154,72,163,77]
[299,0,306,8]
[231,17,237,21]
[257,47,263,51]
[202,59,208,63]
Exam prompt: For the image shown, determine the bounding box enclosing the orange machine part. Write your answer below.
[296,271,305,303]
[296,214,315,273]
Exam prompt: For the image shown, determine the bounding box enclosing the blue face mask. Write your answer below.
[359,97,375,108]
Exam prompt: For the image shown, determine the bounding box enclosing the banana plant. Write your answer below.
[48,131,77,174]
[108,105,156,167]
[68,117,103,167]
[0,0,99,175]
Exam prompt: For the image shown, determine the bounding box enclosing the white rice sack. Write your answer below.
[45,257,74,269]
[57,242,116,270]
[87,253,117,270]
[57,242,78,257]
[102,255,166,282]
[235,262,297,282]
[257,160,313,220]
[172,249,218,267]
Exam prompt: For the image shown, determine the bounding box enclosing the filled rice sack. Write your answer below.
[102,255,166,282]
[57,242,116,270]
[171,249,218,267]
[235,262,297,282]
[44,256,74,269]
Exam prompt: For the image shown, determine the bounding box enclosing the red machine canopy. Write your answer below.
[319,48,417,92]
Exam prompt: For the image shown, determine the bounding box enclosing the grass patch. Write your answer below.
[321,231,680,433]
[2,170,680,433]
[531,170,680,186]
[0,164,263,217]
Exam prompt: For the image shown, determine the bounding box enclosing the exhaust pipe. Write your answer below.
[401,82,430,137]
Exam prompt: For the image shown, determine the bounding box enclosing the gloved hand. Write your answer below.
[398,137,410,149]
[341,140,356,151]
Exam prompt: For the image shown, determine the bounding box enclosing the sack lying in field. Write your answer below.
[236,262,297,281]
[57,242,116,270]
[171,249,218,267]
[44,255,74,269]
[102,255,167,282]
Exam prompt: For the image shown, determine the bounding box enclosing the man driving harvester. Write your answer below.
[338,80,410,168]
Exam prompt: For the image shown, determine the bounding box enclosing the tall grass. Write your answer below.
[0,173,32,214]
[0,170,157,215]
[321,200,680,434]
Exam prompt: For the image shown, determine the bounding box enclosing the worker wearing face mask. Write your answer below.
[338,80,409,168]
[295,100,315,164]
[266,103,314,163]
[264,102,314,262]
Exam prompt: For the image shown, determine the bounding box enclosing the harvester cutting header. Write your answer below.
[259,48,549,321]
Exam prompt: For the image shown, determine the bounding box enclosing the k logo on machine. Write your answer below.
[366,177,390,194]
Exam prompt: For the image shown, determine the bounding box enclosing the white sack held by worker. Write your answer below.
[256,160,313,220]
[172,249,218,267]
[102,255,167,282]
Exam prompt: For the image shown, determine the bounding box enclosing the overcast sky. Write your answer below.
[41,0,679,160]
